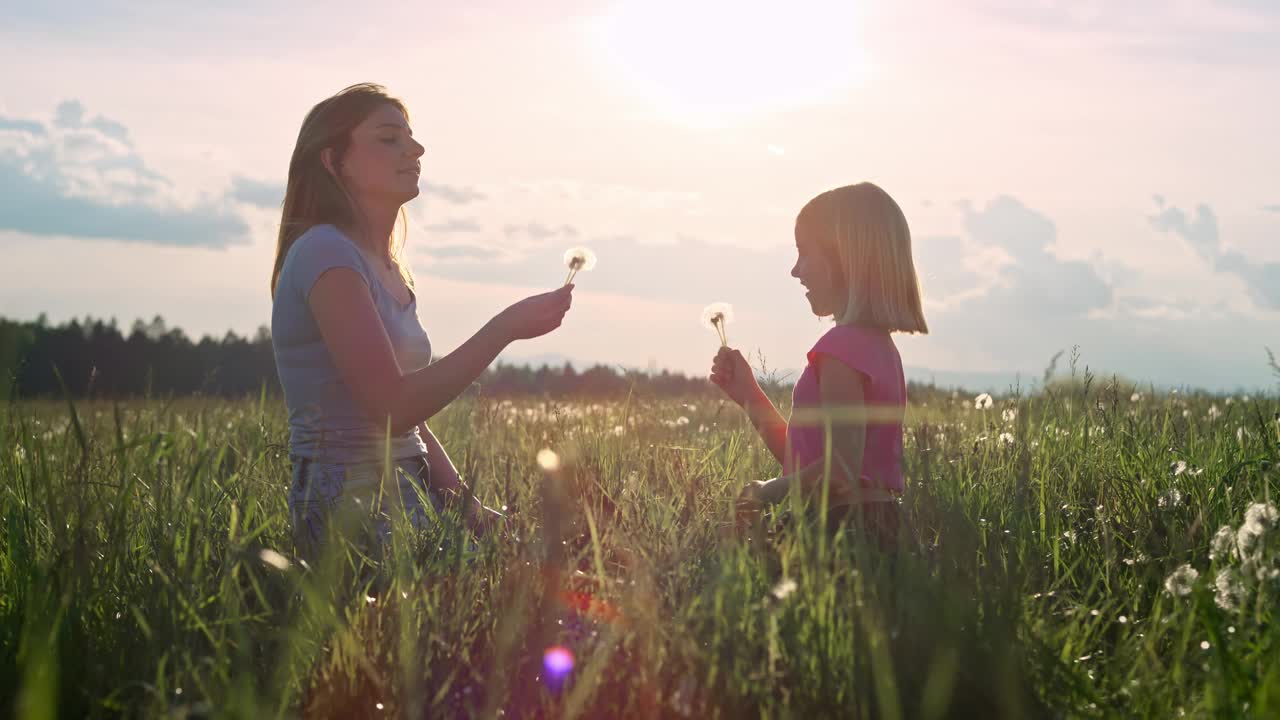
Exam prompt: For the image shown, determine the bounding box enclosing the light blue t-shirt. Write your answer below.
[271,224,432,463]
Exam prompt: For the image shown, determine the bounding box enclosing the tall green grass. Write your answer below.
[2,379,1277,718]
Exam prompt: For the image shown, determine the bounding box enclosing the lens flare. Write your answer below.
[543,645,575,681]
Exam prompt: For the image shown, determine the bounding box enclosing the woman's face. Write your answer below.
[791,225,846,318]
[331,103,424,207]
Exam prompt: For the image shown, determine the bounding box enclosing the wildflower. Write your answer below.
[974,393,993,410]
[1164,564,1198,596]
[1207,405,1222,421]
[772,578,798,600]
[1130,392,1142,403]
[258,548,291,571]
[701,302,733,347]
[563,247,597,285]
[1214,569,1246,611]
[612,425,625,437]
[1209,525,1236,561]
[1002,408,1017,423]
[1172,461,1187,476]
[1158,488,1183,510]
[998,432,1016,447]
[675,416,690,426]
[1236,427,1247,443]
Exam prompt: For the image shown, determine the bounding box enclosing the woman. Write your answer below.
[270,83,573,556]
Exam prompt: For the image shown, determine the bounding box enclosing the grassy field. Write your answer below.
[2,375,1278,718]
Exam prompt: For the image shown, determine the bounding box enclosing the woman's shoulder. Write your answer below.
[279,224,371,299]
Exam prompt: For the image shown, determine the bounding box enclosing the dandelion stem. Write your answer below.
[714,318,728,347]
[564,268,578,286]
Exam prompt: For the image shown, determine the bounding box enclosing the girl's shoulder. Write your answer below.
[807,324,898,382]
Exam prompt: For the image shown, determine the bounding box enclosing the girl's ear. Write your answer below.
[320,147,339,178]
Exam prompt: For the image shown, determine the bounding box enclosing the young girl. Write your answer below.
[270,83,574,557]
[709,182,928,542]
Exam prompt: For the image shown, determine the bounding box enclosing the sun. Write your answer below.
[587,0,868,126]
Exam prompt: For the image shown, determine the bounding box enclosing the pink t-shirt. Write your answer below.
[785,324,906,494]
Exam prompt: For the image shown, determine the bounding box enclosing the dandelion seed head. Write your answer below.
[1002,408,1017,423]
[1130,392,1142,403]
[998,432,1015,447]
[974,393,993,410]
[563,247,597,272]
[1210,525,1236,561]
[258,548,291,571]
[772,578,798,600]
[1158,488,1183,510]
[1164,564,1198,597]
[1214,568,1245,611]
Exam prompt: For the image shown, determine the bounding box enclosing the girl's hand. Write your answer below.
[710,346,761,407]
[495,285,574,341]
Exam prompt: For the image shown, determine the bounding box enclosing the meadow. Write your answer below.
[2,370,1278,718]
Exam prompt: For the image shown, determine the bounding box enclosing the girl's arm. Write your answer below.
[711,347,788,466]
[742,387,789,467]
[308,268,572,435]
[750,355,868,506]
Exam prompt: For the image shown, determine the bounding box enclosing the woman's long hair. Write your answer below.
[270,83,413,298]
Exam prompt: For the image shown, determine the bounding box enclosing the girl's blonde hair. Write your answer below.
[270,83,413,298]
[796,182,928,333]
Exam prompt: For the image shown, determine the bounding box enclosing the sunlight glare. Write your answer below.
[589,0,868,125]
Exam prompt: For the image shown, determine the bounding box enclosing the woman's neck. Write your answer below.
[344,202,398,264]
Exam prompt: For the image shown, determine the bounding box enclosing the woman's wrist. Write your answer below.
[757,476,790,505]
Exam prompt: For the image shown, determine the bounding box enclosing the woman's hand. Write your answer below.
[734,480,769,530]
[494,285,574,341]
[709,346,762,407]
[467,503,510,539]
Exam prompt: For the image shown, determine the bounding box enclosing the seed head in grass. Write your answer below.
[771,578,798,601]
[701,302,733,347]
[974,393,993,410]
[1214,569,1245,611]
[258,548,291,571]
[1164,563,1198,596]
[1209,526,1236,561]
[563,247,597,285]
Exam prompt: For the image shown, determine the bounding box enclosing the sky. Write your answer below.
[1,0,1278,391]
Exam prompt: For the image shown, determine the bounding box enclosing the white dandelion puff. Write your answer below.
[1214,568,1245,611]
[1130,392,1142,403]
[771,578,798,600]
[1164,564,1198,596]
[974,393,993,410]
[1158,488,1183,510]
[998,432,1016,447]
[1209,525,1236,561]
[563,247,597,285]
[701,302,733,347]
[258,548,291,571]
[1207,405,1222,421]
[1002,408,1017,423]
[1243,502,1278,534]
[1172,461,1188,476]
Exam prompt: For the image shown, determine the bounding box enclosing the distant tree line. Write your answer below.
[0,315,722,400]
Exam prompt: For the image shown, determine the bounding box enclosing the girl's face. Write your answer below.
[791,226,846,318]
[330,103,425,207]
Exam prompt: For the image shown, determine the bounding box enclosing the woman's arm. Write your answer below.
[307,268,572,435]
[419,423,462,492]
[419,422,506,534]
